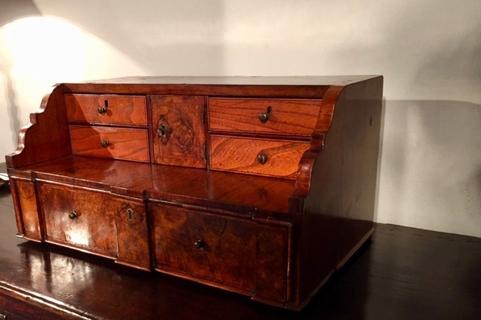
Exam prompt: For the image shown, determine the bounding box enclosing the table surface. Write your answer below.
[0,187,479,320]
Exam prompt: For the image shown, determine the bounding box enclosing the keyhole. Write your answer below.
[126,208,134,221]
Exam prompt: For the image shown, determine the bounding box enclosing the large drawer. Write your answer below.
[208,97,322,137]
[209,135,310,178]
[65,94,147,126]
[38,183,150,269]
[69,125,150,162]
[152,204,288,302]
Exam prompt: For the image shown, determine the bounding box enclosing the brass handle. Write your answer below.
[97,100,108,114]
[256,152,268,165]
[68,211,78,220]
[258,106,272,123]
[126,207,134,221]
[193,239,205,249]
[100,139,110,148]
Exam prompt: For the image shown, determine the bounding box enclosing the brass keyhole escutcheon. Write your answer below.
[97,99,108,114]
[157,116,172,144]
[126,208,134,221]
[256,152,268,165]
[258,106,272,123]
[100,139,110,148]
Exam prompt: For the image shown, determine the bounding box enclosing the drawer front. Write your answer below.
[69,125,149,162]
[115,201,150,270]
[151,95,206,168]
[210,135,310,178]
[39,183,119,257]
[65,94,147,125]
[152,204,288,301]
[208,98,322,136]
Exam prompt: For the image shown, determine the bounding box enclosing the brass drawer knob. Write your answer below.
[97,100,108,114]
[258,106,272,123]
[100,139,110,148]
[68,211,78,220]
[193,239,205,249]
[256,152,268,165]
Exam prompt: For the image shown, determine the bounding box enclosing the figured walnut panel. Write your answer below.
[151,95,206,168]
[11,179,41,241]
[210,135,309,179]
[65,94,147,126]
[38,183,118,257]
[69,125,149,162]
[114,201,150,270]
[209,98,323,136]
[152,204,287,301]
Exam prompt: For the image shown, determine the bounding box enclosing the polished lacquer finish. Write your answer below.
[6,76,383,311]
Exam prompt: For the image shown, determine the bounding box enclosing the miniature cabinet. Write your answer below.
[6,76,383,310]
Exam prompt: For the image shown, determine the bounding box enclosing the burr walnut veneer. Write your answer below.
[6,76,383,310]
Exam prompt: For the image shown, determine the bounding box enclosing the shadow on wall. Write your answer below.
[0,0,41,150]
[377,100,481,237]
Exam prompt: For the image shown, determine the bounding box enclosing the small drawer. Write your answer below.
[38,183,150,269]
[65,94,147,126]
[152,204,288,301]
[39,183,118,257]
[209,135,310,179]
[69,125,149,162]
[208,98,322,136]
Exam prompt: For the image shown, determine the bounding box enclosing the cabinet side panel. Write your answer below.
[12,180,41,241]
[6,85,71,169]
[297,77,383,305]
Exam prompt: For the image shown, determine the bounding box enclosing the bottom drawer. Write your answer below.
[152,204,289,302]
[38,183,150,269]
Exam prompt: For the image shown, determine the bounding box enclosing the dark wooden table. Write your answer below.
[0,187,479,319]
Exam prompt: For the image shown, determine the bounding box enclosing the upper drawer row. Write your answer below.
[65,94,323,137]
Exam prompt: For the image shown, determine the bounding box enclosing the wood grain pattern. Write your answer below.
[10,179,41,241]
[152,204,287,300]
[69,125,149,162]
[210,135,310,179]
[115,201,150,270]
[65,94,147,126]
[38,183,118,257]
[151,95,206,168]
[209,98,323,136]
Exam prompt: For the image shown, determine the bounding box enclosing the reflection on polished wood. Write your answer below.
[0,191,480,319]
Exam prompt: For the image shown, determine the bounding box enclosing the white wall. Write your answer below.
[1,0,480,237]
